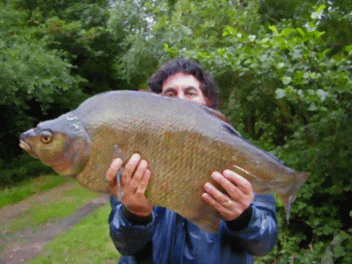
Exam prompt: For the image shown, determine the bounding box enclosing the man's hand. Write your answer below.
[202,169,254,221]
[106,153,152,217]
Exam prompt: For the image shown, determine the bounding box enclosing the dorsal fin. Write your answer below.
[198,105,242,137]
[221,123,242,137]
[198,105,231,124]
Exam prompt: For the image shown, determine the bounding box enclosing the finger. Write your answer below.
[210,172,242,202]
[204,181,231,206]
[202,191,245,221]
[136,169,151,194]
[223,169,253,195]
[202,192,234,218]
[129,159,148,190]
[121,153,141,187]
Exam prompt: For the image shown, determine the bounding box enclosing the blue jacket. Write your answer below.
[109,194,277,264]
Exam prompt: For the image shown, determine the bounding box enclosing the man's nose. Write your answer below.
[177,92,186,100]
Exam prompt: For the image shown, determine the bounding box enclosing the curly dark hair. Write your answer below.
[148,59,220,109]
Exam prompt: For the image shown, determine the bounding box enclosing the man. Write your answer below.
[106,59,278,263]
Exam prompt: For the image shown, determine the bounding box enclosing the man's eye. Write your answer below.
[186,91,197,96]
[164,91,176,97]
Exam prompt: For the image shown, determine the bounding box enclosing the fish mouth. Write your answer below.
[19,140,30,151]
[19,139,39,159]
[19,139,73,175]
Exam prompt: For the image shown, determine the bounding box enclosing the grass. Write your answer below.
[7,182,101,233]
[0,174,69,208]
[1,172,120,263]
[29,186,101,225]
[28,204,120,264]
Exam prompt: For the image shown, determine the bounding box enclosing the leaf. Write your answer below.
[247,35,256,42]
[316,89,328,101]
[315,4,326,13]
[307,103,318,111]
[309,22,316,29]
[216,48,226,56]
[269,25,278,35]
[280,28,295,37]
[345,44,352,55]
[296,28,305,37]
[282,76,292,85]
[276,62,284,69]
[311,12,322,20]
[275,89,286,99]
[223,25,237,37]
[311,4,326,20]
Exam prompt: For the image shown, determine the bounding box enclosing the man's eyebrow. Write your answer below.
[184,85,196,89]
[162,87,176,93]
[184,86,198,91]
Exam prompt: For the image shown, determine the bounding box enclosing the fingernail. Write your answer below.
[204,183,212,191]
[113,158,121,166]
[132,153,140,160]
[212,172,221,180]
[223,170,232,177]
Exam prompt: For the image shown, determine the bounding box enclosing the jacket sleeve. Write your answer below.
[222,194,278,256]
[108,196,154,255]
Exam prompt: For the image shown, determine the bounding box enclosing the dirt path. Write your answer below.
[0,182,109,264]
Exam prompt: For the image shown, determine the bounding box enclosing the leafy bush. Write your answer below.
[174,5,352,263]
[112,1,352,262]
[0,154,54,186]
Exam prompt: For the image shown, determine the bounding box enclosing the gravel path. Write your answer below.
[0,182,109,264]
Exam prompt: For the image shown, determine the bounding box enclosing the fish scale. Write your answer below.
[19,90,309,233]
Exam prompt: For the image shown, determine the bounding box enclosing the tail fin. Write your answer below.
[278,172,310,222]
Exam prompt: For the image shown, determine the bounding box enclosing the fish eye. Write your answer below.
[40,130,53,144]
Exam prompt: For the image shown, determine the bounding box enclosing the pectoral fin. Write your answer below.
[113,145,126,201]
[116,169,124,201]
[199,105,230,123]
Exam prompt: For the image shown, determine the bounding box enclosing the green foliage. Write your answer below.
[108,0,164,88]
[1,0,124,167]
[177,4,352,263]
[259,0,352,54]
[0,2,85,103]
[2,0,352,261]
[0,36,82,106]
[0,160,54,187]
[0,2,85,162]
[27,1,124,94]
[111,0,352,261]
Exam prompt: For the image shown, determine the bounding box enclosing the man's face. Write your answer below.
[161,73,207,106]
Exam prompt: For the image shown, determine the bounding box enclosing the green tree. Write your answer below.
[258,0,352,54]
[109,0,352,262]
[1,0,130,186]
[180,4,352,263]
[24,0,126,94]
[0,2,84,162]
[108,0,167,89]
[109,0,261,93]
[1,0,127,165]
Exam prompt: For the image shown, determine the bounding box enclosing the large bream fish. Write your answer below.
[19,90,309,233]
